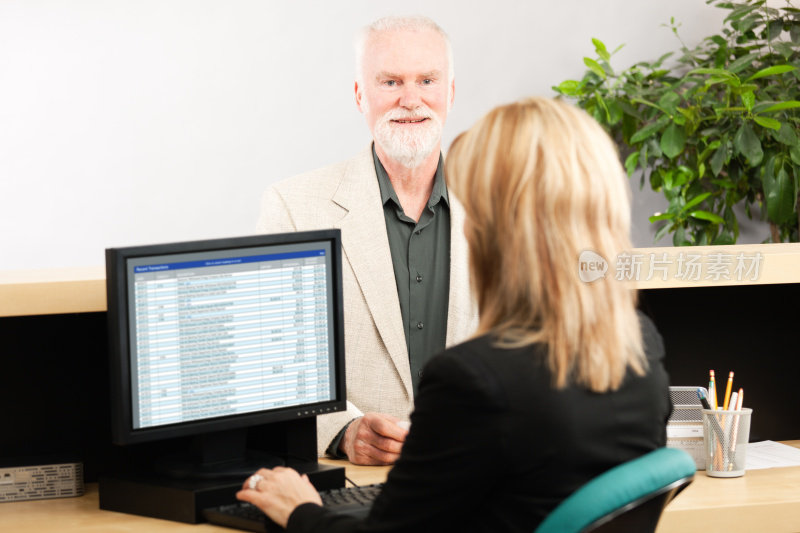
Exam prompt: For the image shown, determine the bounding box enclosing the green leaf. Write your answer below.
[759,101,800,113]
[753,116,782,130]
[767,20,784,41]
[689,67,738,79]
[713,233,736,245]
[690,210,726,224]
[583,57,607,79]
[773,41,795,60]
[710,35,727,47]
[592,38,611,62]
[654,222,673,243]
[662,169,674,190]
[741,91,755,112]
[733,122,763,166]
[672,225,690,246]
[630,115,671,144]
[595,92,610,123]
[791,22,800,44]
[555,80,581,96]
[607,100,623,125]
[681,192,712,213]
[624,152,640,176]
[763,157,795,224]
[773,123,798,146]
[745,65,797,82]
[651,51,673,68]
[658,91,681,114]
[660,123,686,159]
[790,144,800,166]
[708,75,741,88]
[725,3,762,23]
[649,213,675,223]
[727,52,759,73]
[711,178,736,189]
[710,143,727,177]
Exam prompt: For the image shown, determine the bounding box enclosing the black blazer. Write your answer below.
[288,313,671,532]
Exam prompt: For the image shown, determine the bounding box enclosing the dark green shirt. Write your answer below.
[373,146,451,396]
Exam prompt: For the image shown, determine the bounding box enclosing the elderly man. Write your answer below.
[257,16,477,465]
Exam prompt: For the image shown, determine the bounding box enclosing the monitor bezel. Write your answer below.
[105,229,347,446]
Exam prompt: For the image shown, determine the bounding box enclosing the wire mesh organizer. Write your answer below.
[702,407,752,477]
[666,386,706,469]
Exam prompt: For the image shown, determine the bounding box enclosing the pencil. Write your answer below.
[723,371,734,410]
[709,370,718,410]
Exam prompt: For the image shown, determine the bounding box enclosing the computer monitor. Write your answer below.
[105,229,346,478]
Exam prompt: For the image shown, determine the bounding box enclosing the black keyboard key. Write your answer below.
[203,483,384,532]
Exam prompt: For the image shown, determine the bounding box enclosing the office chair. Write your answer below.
[535,447,695,533]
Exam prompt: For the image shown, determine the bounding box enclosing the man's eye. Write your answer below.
[421,79,433,85]
[384,80,397,87]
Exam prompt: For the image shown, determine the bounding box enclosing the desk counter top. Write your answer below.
[1,450,799,533]
[657,440,800,533]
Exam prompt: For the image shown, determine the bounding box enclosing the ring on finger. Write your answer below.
[248,474,263,490]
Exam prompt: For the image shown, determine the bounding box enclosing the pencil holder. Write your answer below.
[702,408,752,477]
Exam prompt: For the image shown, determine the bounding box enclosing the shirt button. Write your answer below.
[417,322,424,330]
[416,274,423,282]
[418,369,424,378]
[415,230,421,235]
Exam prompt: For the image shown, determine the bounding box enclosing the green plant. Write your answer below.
[555,0,800,245]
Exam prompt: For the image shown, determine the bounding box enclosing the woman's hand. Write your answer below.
[237,467,323,528]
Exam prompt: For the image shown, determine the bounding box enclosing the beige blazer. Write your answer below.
[256,145,479,455]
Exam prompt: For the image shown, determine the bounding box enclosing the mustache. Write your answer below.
[382,107,435,122]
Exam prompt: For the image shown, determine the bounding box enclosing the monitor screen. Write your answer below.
[105,230,346,448]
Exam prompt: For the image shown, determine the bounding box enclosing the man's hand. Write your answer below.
[340,412,409,465]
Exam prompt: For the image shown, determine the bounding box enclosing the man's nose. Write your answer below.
[398,84,422,109]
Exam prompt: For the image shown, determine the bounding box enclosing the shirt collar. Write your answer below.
[372,144,450,209]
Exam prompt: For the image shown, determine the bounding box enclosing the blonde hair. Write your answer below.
[445,97,646,392]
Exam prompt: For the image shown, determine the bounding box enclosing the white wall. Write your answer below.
[1,1,761,270]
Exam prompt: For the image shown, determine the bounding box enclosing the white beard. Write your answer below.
[372,107,443,169]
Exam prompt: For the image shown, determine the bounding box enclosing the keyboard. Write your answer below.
[203,483,384,532]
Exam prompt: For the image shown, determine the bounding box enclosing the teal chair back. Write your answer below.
[535,447,695,533]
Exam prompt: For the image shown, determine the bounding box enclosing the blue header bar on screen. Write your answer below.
[133,249,326,273]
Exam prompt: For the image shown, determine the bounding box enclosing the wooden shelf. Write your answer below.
[0,266,106,317]
[3,243,800,317]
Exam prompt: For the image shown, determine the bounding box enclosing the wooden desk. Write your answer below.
[2,452,799,532]
[658,440,800,533]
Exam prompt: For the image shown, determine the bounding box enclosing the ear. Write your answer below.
[354,81,364,113]
[448,79,456,112]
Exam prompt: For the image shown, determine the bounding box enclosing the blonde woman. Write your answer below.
[237,97,671,532]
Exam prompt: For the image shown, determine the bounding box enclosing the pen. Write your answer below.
[697,387,712,410]
[727,391,738,413]
[728,388,744,471]
[723,371,734,410]
[697,388,727,465]
[709,370,718,410]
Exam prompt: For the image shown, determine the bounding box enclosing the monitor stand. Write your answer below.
[154,428,285,480]
[98,417,345,524]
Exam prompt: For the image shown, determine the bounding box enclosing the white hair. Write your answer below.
[354,15,454,84]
